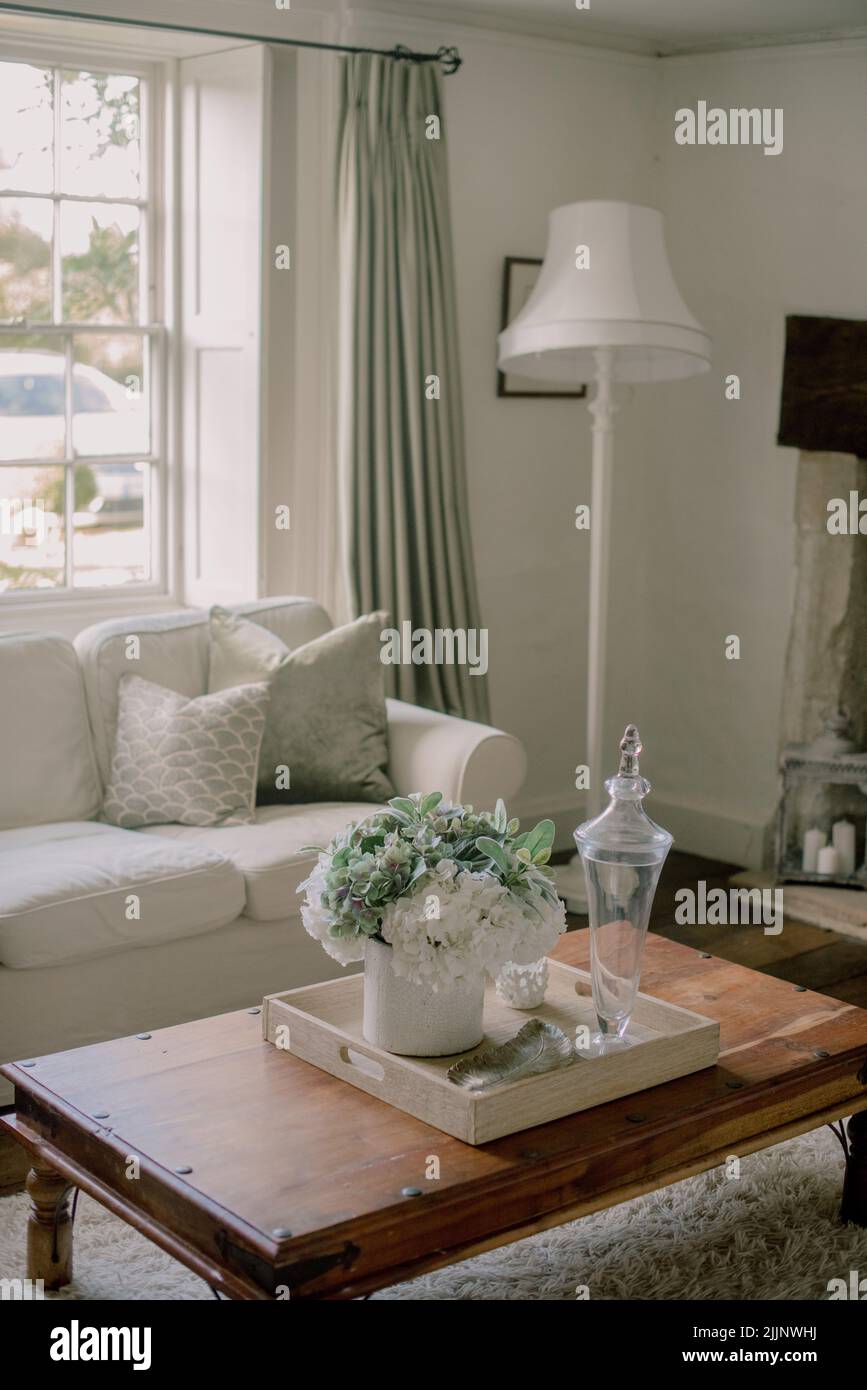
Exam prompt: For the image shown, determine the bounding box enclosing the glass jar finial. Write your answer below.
[618,724,642,776]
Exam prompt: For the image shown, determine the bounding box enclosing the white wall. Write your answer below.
[341,16,867,864]
[618,42,867,865]
[441,36,661,831]
[261,45,345,622]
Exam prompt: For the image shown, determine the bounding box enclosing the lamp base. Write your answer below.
[554,854,588,915]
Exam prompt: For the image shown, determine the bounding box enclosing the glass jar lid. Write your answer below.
[574,725,673,863]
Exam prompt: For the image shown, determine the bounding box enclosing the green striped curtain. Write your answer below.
[337,53,490,723]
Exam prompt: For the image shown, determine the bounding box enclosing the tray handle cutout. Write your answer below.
[339,1046,386,1082]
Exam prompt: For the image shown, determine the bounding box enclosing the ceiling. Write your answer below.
[365,0,867,54]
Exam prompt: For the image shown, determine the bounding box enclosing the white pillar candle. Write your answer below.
[831,820,856,876]
[816,845,838,876]
[802,828,827,873]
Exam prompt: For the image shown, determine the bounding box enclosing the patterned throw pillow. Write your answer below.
[102,674,270,829]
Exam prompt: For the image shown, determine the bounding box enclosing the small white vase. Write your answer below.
[362,937,485,1056]
[495,958,549,1009]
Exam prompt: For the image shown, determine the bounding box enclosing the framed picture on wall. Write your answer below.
[497,256,588,398]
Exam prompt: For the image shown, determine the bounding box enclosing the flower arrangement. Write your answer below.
[298,792,566,991]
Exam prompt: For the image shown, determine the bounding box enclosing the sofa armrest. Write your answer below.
[385,699,527,809]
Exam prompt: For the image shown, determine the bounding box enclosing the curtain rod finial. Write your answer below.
[437,46,462,75]
[388,44,462,74]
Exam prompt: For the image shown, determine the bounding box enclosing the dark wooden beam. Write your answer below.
[777,314,867,458]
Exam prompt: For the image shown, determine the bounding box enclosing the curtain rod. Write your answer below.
[0,3,463,72]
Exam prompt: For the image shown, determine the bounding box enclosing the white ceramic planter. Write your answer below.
[362,937,485,1056]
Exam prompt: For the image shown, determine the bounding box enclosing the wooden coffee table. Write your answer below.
[3,931,867,1300]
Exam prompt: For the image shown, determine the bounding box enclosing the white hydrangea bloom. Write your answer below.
[298,857,367,966]
[379,863,566,991]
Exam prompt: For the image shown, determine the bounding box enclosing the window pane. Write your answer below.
[60,71,141,199]
[0,197,53,320]
[72,333,148,456]
[0,464,65,591]
[0,62,53,194]
[73,460,149,587]
[61,201,139,324]
[0,333,67,461]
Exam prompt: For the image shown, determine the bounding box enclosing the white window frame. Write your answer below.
[0,33,169,609]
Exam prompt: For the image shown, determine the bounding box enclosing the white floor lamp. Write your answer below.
[498,201,711,910]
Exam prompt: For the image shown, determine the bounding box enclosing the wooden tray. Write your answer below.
[262,959,719,1144]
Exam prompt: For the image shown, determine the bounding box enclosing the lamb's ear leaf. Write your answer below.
[524,819,555,857]
[476,836,509,874]
[494,799,507,832]
[420,791,444,816]
[450,837,478,859]
[389,796,418,819]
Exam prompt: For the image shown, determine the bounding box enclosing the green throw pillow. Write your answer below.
[208,608,395,805]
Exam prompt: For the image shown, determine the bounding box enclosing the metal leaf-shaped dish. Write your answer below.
[447,1018,575,1091]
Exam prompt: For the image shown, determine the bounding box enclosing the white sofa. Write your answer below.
[0,596,526,1103]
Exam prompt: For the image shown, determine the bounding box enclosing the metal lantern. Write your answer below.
[775,709,867,888]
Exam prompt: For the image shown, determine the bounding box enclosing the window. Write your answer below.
[0,55,162,597]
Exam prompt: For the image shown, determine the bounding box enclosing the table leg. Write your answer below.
[841,1111,867,1227]
[26,1159,74,1290]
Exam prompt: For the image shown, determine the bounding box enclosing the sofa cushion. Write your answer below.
[0,633,102,831]
[75,597,333,783]
[102,674,270,829]
[232,597,333,651]
[139,802,381,921]
[207,605,290,691]
[255,613,396,806]
[0,822,245,969]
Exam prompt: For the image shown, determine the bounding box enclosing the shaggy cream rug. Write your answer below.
[1,1125,865,1300]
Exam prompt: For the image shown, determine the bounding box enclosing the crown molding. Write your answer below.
[0,11,224,56]
[3,1,863,64]
[344,1,658,55]
[341,4,659,69]
[662,28,867,63]
[0,0,335,49]
[344,1,867,61]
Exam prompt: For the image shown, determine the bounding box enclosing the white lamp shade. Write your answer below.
[498,201,711,384]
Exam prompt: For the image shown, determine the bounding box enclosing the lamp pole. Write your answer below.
[586,346,618,820]
[558,347,619,910]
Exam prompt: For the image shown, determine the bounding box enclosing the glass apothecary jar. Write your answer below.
[574,726,673,1054]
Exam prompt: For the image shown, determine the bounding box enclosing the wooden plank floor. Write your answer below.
[563,848,867,1009]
